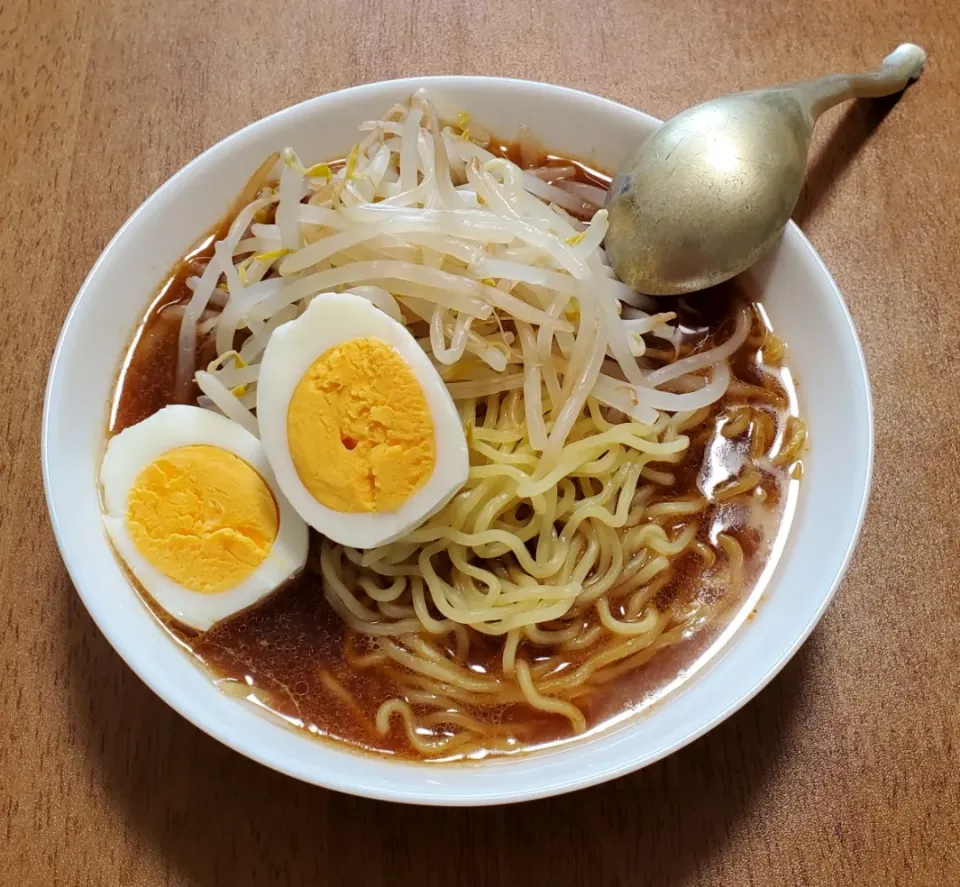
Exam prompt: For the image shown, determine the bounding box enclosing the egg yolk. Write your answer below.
[286,337,435,513]
[126,445,279,593]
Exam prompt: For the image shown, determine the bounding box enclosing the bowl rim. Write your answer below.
[42,75,874,805]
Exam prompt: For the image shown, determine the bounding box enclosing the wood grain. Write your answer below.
[2,0,959,884]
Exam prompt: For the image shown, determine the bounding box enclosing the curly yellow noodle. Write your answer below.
[375,700,477,754]
[624,571,675,620]
[596,598,661,636]
[516,660,587,732]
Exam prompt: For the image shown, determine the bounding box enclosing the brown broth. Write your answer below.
[107,142,803,761]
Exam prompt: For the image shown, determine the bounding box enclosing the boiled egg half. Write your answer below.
[256,293,469,548]
[101,405,309,629]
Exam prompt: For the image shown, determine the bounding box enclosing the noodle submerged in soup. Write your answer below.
[107,92,805,760]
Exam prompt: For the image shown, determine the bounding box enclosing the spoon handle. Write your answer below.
[796,43,927,119]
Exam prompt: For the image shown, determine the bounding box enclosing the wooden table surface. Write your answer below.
[2,0,959,884]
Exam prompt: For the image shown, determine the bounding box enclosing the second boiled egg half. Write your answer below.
[101,405,309,629]
[256,293,469,549]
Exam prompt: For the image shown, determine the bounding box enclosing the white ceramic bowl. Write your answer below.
[43,76,873,805]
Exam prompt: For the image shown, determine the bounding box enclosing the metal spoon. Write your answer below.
[604,43,927,295]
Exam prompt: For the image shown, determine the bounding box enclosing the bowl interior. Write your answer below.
[43,76,872,805]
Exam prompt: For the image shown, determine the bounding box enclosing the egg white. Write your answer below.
[101,405,309,630]
[256,293,469,549]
